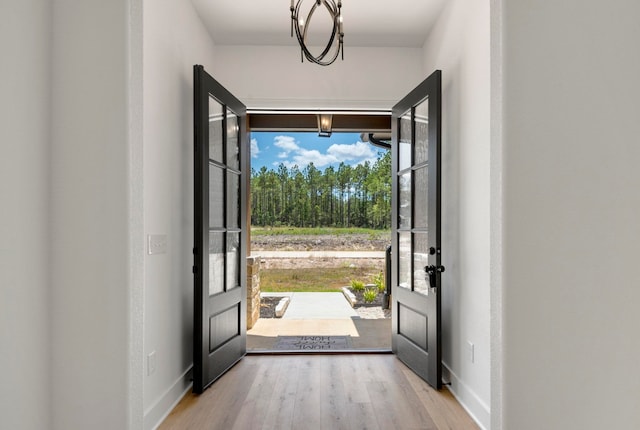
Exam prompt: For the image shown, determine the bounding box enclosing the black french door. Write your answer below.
[193,65,248,393]
[391,70,443,389]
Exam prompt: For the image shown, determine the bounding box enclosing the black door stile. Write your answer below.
[193,65,248,393]
[391,70,443,389]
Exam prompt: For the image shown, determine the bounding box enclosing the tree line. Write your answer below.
[251,151,391,229]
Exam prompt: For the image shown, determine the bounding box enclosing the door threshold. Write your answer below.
[247,348,393,355]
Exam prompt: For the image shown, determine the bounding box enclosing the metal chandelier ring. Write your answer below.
[292,0,344,66]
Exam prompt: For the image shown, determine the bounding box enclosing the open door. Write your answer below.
[193,65,248,393]
[391,70,443,389]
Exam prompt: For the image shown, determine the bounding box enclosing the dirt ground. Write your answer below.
[252,233,389,270]
[259,257,385,270]
[251,233,390,252]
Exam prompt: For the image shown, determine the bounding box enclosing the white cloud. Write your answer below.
[272,135,379,169]
[327,141,377,161]
[274,135,299,152]
[286,148,338,168]
[250,138,260,158]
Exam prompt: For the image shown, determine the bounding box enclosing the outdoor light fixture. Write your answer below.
[290,0,344,66]
[317,114,333,137]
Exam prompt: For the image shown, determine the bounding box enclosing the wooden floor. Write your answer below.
[159,354,479,430]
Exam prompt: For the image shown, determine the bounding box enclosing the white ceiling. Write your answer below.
[191,0,446,48]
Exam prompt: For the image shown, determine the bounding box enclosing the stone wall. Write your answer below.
[246,256,261,329]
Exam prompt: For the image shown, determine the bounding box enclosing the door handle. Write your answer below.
[425,265,445,289]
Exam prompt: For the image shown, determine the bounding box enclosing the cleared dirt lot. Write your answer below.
[251,232,391,252]
[258,256,384,270]
[251,233,389,270]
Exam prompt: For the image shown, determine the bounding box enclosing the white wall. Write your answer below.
[50,0,136,428]
[0,1,52,429]
[502,1,640,429]
[213,45,426,110]
[421,1,492,428]
[141,1,220,428]
[489,0,503,428]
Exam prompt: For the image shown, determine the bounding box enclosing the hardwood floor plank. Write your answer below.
[208,363,259,429]
[341,354,373,404]
[160,359,258,430]
[291,357,324,429]
[261,356,299,430]
[347,354,437,429]
[231,358,282,430]
[401,367,480,430]
[159,355,480,430]
[346,400,381,430]
[369,379,438,430]
[320,357,350,430]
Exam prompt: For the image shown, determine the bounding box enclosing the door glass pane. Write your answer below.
[209,165,224,227]
[398,232,412,289]
[414,166,429,230]
[226,232,240,291]
[226,109,239,170]
[399,172,412,229]
[399,111,412,171]
[227,172,239,229]
[415,98,429,165]
[414,233,430,296]
[208,232,224,296]
[208,96,224,162]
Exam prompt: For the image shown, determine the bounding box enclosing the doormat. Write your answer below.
[274,335,352,350]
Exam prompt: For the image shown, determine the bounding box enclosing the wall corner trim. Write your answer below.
[442,363,491,430]
[143,366,193,430]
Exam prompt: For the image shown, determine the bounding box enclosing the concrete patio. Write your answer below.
[247,292,391,351]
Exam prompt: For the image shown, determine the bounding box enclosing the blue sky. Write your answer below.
[250,132,386,171]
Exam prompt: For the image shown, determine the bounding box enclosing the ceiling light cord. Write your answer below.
[290,0,344,66]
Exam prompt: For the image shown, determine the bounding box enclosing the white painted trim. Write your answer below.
[442,363,491,430]
[241,97,398,111]
[144,367,193,430]
[247,108,391,115]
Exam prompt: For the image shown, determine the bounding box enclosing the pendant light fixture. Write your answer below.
[290,0,344,66]
[317,114,333,137]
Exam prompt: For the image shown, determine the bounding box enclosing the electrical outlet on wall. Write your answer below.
[467,341,475,363]
[147,351,157,376]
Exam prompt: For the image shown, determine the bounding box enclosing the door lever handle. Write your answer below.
[425,265,445,289]
[424,265,445,274]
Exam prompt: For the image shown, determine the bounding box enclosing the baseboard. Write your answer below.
[442,363,491,430]
[144,366,193,430]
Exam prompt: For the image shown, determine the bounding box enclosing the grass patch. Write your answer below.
[261,266,381,293]
[251,226,388,238]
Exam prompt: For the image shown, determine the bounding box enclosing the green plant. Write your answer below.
[372,271,385,293]
[351,280,365,292]
[363,288,378,303]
